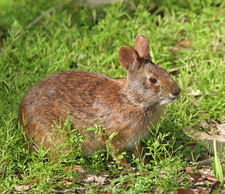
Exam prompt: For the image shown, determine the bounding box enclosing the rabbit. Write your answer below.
[19,34,180,168]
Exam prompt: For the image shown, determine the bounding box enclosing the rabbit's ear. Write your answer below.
[118,46,140,71]
[135,34,151,60]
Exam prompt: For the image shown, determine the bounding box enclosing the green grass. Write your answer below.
[0,0,225,192]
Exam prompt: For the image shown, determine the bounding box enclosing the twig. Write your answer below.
[190,158,225,167]
[190,159,212,167]
[168,63,196,73]
[168,59,220,74]
[24,1,71,30]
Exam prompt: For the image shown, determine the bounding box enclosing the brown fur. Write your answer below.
[19,34,180,167]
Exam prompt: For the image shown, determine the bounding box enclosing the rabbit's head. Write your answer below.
[118,34,180,109]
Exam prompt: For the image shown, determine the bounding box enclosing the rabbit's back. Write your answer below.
[21,71,115,116]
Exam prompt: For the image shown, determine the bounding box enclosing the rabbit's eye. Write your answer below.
[149,77,157,84]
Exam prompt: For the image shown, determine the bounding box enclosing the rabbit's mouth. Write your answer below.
[160,93,180,105]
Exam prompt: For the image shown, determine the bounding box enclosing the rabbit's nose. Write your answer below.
[171,84,181,96]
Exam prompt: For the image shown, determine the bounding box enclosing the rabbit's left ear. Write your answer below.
[118,46,140,71]
[135,34,151,60]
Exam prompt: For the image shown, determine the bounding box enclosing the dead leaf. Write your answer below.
[73,6,78,12]
[171,39,192,51]
[29,177,43,183]
[217,11,225,15]
[212,39,220,52]
[185,167,195,174]
[14,185,30,192]
[72,165,86,173]
[153,186,163,194]
[84,174,107,186]
[178,40,192,47]
[64,165,86,173]
[186,167,201,180]
[177,188,195,194]
[222,163,225,170]
[125,182,133,187]
[200,121,210,129]
[60,180,74,186]
[189,89,201,97]
[216,123,225,136]
[133,171,141,176]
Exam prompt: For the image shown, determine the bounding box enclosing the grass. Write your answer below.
[213,139,224,193]
[0,0,225,192]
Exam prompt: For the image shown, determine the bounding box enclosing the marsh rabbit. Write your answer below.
[19,34,180,168]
